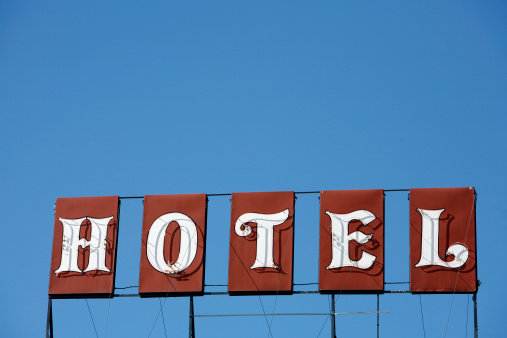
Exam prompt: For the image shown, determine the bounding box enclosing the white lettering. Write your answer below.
[146,212,198,274]
[55,216,113,274]
[235,209,290,269]
[415,208,468,268]
[326,210,376,270]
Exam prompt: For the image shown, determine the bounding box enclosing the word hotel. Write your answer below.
[48,187,477,298]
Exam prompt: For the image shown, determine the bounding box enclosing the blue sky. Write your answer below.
[1,1,506,337]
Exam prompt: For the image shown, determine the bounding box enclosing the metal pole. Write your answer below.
[331,294,336,338]
[377,294,380,338]
[473,293,478,338]
[46,297,53,338]
[189,296,195,338]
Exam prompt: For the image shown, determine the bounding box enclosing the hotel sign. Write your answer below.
[48,187,477,298]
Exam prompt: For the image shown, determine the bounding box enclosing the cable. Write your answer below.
[118,189,410,201]
[315,295,331,337]
[267,202,294,336]
[104,293,113,338]
[159,298,168,338]
[258,296,274,338]
[115,285,138,290]
[85,299,99,338]
[418,295,426,338]
[147,298,168,338]
[227,243,274,337]
[294,282,318,286]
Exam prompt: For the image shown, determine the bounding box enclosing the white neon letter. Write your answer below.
[415,208,468,268]
[146,212,198,274]
[326,210,376,270]
[54,216,113,274]
[235,209,290,269]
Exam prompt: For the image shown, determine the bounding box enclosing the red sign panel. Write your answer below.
[228,191,295,294]
[48,196,119,298]
[319,189,384,293]
[139,194,207,296]
[410,187,477,293]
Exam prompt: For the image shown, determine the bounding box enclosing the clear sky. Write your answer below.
[1,1,506,337]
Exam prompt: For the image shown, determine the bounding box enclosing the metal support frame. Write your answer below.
[331,294,336,338]
[46,297,53,338]
[189,296,195,338]
[473,293,478,338]
[46,290,480,337]
[377,294,380,338]
[48,189,479,338]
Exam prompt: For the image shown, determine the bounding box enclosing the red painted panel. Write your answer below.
[410,187,477,293]
[139,194,207,296]
[319,190,384,293]
[48,196,119,298]
[228,191,294,294]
